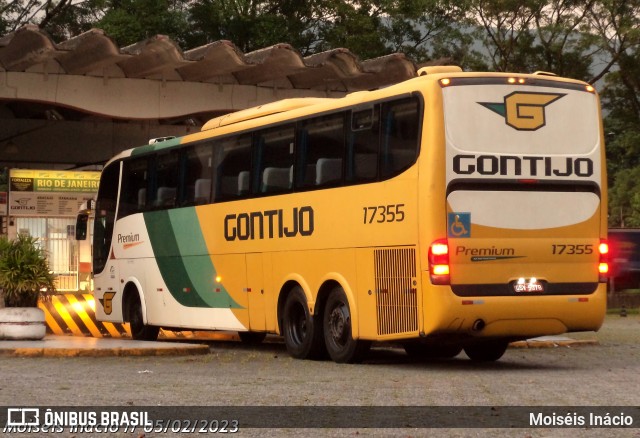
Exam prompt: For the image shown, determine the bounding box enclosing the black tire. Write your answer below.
[464,340,509,362]
[323,287,370,363]
[128,293,159,341]
[238,331,267,345]
[282,286,325,359]
[403,343,462,359]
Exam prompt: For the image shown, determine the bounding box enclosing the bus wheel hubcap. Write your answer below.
[329,305,349,345]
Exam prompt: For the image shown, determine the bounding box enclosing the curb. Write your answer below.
[0,345,210,357]
[509,339,598,349]
[0,337,210,357]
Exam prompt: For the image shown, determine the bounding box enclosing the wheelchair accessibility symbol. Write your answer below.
[448,213,471,238]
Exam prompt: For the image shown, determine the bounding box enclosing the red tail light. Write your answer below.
[598,239,609,282]
[429,239,450,285]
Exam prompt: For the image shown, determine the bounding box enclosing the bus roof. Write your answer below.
[201,98,332,131]
[104,69,593,169]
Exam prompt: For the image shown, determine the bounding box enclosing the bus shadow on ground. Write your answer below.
[168,334,575,371]
[362,345,571,371]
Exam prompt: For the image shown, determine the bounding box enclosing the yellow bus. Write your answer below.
[79,66,608,362]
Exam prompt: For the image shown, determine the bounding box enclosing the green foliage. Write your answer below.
[2,0,640,219]
[608,166,640,227]
[40,0,110,41]
[0,235,56,308]
[462,0,594,78]
[315,0,388,59]
[601,47,640,226]
[186,0,325,54]
[183,0,482,65]
[96,0,190,46]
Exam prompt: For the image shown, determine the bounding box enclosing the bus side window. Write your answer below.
[256,124,295,194]
[180,143,214,206]
[380,97,421,179]
[214,134,252,201]
[119,157,149,218]
[299,112,346,188]
[349,106,380,182]
[93,162,120,275]
[150,152,179,209]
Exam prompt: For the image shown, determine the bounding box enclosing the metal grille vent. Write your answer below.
[374,248,418,335]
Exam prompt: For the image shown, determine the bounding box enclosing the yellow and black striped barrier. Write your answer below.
[39,293,129,338]
[38,293,201,339]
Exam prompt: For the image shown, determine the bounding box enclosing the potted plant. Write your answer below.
[0,234,56,340]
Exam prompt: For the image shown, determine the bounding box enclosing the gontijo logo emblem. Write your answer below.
[479,92,565,131]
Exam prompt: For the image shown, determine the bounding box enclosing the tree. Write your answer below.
[185,0,471,65]
[97,0,190,47]
[590,1,640,225]
[0,0,102,38]
[462,0,543,72]
[375,0,484,67]
[532,0,596,80]
[186,0,325,54]
[600,49,640,225]
[584,0,640,84]
[314,0,388,59]
[608,165,640,227]
[463,0,596,78]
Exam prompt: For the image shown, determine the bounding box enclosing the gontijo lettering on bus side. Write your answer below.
[224,206,314,241]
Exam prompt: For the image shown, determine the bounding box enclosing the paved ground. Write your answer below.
[0,315,637,438]
[0,331,596,357]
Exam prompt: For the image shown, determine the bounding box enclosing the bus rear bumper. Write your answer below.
[422,283,607,341]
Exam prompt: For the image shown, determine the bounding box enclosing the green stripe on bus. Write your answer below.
[144,209,242,308]
[168,208,242,309]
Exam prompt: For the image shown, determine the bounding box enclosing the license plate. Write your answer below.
[511,278,546,293]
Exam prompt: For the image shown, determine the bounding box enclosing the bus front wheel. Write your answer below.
[323,287,370,363]
[128,293,159,341]
[464,340,509,362]
[282,286,325,359]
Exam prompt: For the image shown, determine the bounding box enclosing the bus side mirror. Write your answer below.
[76,213,89,240]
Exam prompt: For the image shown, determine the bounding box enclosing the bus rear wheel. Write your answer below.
[464,340,509,362]
[323,287,370,363]
[128,293,159,341]
[282,286,325,359]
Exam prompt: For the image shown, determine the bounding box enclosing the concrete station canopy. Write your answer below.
[0,25,419,117]
[0,25,422,168]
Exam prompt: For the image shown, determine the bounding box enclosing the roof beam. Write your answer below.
[0,71,344,120]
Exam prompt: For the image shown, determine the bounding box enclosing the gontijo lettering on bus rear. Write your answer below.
[453,155,593,178]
